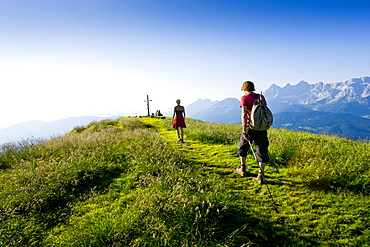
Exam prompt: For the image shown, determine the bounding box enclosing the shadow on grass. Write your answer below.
[218,205,316,246]
[305,177,369,196]
[36,166,126,228]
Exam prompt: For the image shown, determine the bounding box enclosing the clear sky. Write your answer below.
[0,0,369,128]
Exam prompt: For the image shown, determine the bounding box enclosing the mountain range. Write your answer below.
[264,76,370,117]
[2,77,369,144]
[187,76,370,141]
[0,116,110,144]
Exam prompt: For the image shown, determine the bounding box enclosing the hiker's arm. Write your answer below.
[241,105,248,133]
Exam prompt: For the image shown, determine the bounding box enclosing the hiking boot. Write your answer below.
[252,173,265,184]
[236,165,246,177]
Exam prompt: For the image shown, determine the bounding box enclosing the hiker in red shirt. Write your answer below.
[236,81,270,184]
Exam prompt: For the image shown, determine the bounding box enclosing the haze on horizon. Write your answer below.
[0,0,369,129]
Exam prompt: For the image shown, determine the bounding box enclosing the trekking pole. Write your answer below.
[248,140,279,213]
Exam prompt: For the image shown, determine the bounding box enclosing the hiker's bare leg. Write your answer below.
[259,162,265,175]
[236,156,247,177]
[240,156,246,165]
[180,127,184,142]
[176,128,181,141]
[253,162,266,184]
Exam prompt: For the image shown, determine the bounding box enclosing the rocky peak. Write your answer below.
[265,76,370,106]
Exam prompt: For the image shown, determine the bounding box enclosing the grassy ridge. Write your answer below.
[0,117,369,246]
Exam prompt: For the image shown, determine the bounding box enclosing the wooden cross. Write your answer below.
[144,95,152,116]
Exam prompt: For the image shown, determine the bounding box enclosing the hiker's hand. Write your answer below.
[243,132,249,141]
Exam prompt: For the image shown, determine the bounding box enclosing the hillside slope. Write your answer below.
[0,118,369,246]
[273,111,370,140]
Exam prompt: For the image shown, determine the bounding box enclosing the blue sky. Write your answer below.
[0,0,369,128]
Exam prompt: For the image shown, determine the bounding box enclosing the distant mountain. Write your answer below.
[191,98,240,124]
[162,99,218,117]
[264,76,370,117]
[0,116,111,144]
[186,98,219,117]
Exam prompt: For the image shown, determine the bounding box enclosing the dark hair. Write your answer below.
[241,81,255,92]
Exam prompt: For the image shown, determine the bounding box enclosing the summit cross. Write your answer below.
[144,95,152,116]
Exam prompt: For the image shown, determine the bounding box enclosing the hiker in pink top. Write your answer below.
[236,81,270,184]
[172,99,186,143]
[239,90,267,122]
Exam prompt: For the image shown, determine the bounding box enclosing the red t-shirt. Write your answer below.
[240,92,267,125]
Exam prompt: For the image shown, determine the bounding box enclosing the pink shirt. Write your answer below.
[240,92,267,125]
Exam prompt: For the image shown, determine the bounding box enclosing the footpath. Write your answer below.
[139,117,370,246]
[140,117,284,213]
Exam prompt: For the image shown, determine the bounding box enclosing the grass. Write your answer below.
[0,117,369,246]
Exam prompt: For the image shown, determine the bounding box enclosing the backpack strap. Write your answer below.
[246,93,258,123]
[251,92,262,100]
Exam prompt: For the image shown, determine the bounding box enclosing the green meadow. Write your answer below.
[0,117,369,246]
